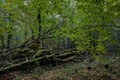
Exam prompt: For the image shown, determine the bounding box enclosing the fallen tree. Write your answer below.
[0,19,81,74]
[0,48,77,73]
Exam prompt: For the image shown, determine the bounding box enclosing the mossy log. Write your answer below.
[0,53,57,73]
[0,48,77,73]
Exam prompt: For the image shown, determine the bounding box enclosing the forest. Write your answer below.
[0,0,120,80]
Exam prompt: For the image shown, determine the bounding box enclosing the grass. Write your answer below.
[0,52,120,80]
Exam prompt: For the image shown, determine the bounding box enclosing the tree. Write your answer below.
[64,0,120,54]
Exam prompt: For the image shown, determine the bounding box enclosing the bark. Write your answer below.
[38,5,42,37]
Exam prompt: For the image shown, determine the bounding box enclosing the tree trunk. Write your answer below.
[37,4,43,48]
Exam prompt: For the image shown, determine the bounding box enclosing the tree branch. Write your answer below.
[0,20,64,53]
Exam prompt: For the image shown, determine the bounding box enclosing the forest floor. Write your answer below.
[0,52,120,80]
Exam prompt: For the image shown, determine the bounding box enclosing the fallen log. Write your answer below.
[0,48,77,73]
[0,53,57,73]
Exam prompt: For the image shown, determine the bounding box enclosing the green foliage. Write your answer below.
[63,0,120,54]
[0,0,120,54]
